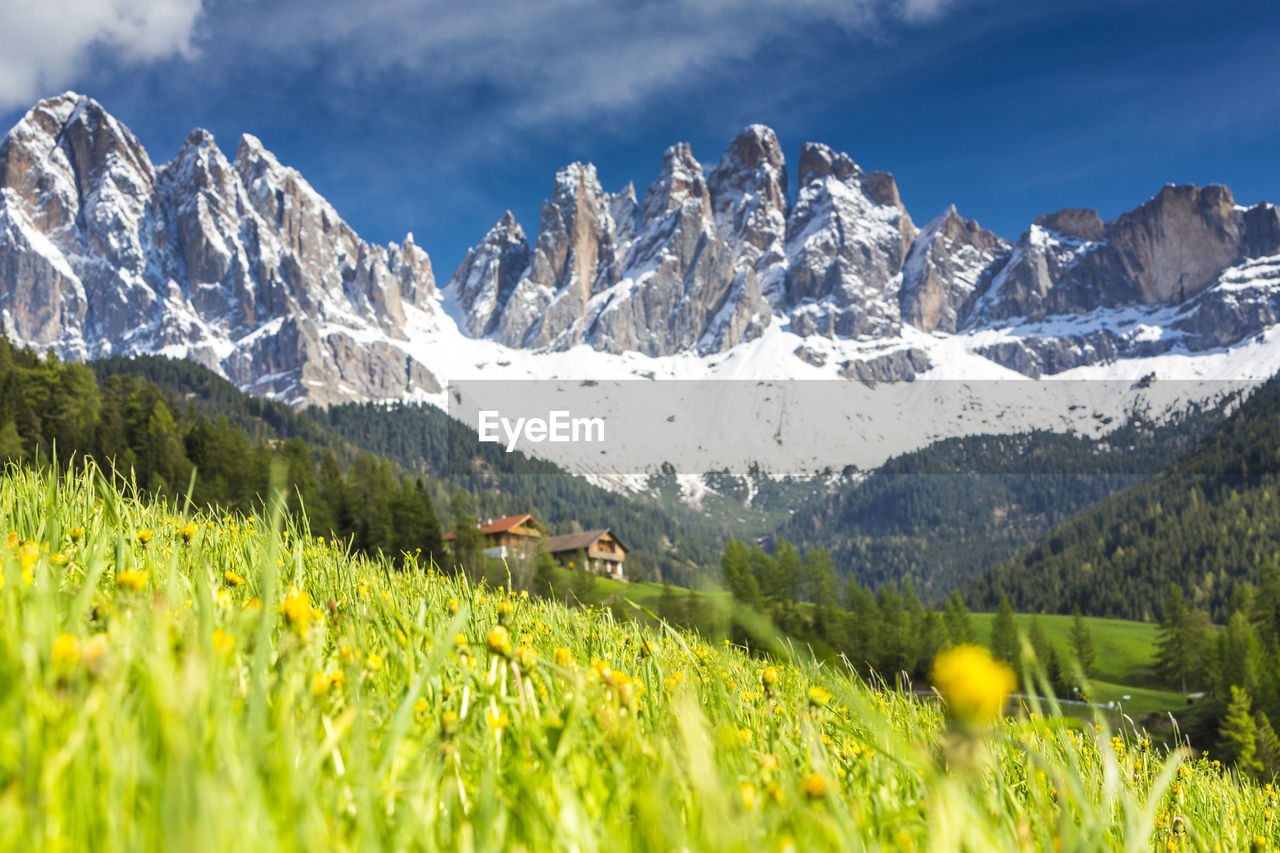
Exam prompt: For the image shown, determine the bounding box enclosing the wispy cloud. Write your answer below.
[196,0,960,129]
[0,0,203,109]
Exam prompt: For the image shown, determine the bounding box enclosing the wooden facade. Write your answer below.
[444,514,547,558]
[543,529,629,582]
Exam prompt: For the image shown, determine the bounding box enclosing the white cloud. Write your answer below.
[202,0,962,128]
[0,0,203,109]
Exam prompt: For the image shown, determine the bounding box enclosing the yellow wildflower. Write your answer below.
[181,523,198,543]
[802,772,827,799]
[51,633,79,667]
[136,529,153,546]
[930,644,1016,724]
[486,625,511,656]
[212,629,236,656]
[115,569,148,592]
[366,653,384,672]
[68,526,85,543]
[280,587,313,637]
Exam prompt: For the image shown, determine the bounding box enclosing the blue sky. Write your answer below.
[2,0,1277,280]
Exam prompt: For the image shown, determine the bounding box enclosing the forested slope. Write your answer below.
[968,373,1280,620]
[776,407,1226,598]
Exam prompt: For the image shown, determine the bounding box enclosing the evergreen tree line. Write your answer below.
[96,355,722,585]
[968,374,1280,622]
[1,341,446,567]
[1154,566,1280,780]
[720,537,1099,689]
[773,408,1226,602]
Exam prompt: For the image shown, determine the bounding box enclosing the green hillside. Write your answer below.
[968,373,1280,621]
[90,354,721,583]
[3,462,1274,850]
[774,408,1225,599]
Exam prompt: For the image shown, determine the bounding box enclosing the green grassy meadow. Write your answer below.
[2,462,1276,850]
[969,612,1188,716]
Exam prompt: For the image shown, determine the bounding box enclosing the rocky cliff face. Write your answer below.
[900,206,1009,334]
[0,93,441,405]
[3,92,1280,403]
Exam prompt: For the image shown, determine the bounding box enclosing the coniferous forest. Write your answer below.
[0,345,717,583]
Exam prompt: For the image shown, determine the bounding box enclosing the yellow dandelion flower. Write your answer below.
[554,647,572,667]
[365,653,384,672]
[447,598,459,615]
[930,644,1016,724]
[181,522,198,543]
[115,569,148,592]
[69,526,85,543]
[136,529,153,546]
[802,772,827,799]
[51,633,79,667]
[212,629,236,656]
[486,625,511,656]
[280,587,313,637]
[809,686,834,708]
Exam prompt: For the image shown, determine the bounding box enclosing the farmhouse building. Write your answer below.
[544,529,629,582]
[444,513,547,559]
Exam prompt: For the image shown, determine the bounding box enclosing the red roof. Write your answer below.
[444,513,543,540]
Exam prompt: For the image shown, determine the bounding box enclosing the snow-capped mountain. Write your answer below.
[3,92,1280,434]
[0,93,440,405]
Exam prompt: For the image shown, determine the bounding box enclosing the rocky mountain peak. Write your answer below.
[1034,208,1104,242]
[707,125,788,279]
[445,211,530,337]
[642,142,711,221]
[0,95,443,406]
[901,206,1009,333]
[785,141,915,337]
[796,142,859,185]
[1105,183,1242,304]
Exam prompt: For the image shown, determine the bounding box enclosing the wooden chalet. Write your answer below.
[444,513,547,558]
[544,529,629,582]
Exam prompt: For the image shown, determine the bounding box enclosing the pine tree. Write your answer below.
[1219,686,1262,778]
[1255,711,1280,779]
[1069,606,1099,679]
[991,593,1020,670]
[721,539,759,608]
[943,592,974,646]
[1157,585,1209,692]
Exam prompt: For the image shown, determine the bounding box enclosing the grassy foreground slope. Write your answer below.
[1,466,1276,851]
